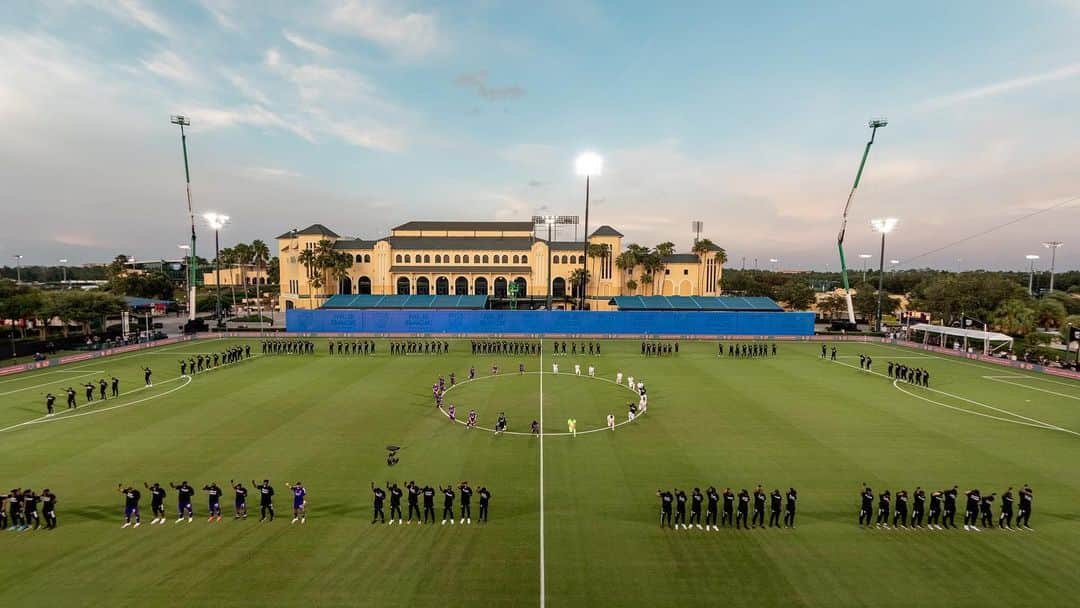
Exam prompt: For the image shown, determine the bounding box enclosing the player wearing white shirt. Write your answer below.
[588,365,595,377]
[627,376,635,390]
[616,371,623,385]
[552,362,559,374]
[574,363,581,376]
[607,413,615,430]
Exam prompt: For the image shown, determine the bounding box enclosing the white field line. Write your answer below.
[982,376,1080,401]
[0,369,107,385]
[838,355,932,360]
[828,357,1079,436]
[3,338,224,380]
[983,374,1080,390]
[438,371,643,436]
[892,380,1066,432]
[0,371,105,396]
[539,338,545,608]
[872,342,1080,385]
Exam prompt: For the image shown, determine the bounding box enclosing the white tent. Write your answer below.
[908,323,1013,354]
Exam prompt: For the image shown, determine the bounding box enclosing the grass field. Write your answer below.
[1,337,1078,607]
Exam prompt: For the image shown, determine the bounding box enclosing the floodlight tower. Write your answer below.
[171,114,198,324]
[1042,241,1063,292]
[533,215,579,309]
[203,212,230,328]
[575,152,603,310]
[836,119,887,324]
[1025,254,1040,294]
[871,218,898,332]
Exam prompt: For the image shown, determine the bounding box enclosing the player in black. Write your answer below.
[371,482,386,524]
[736,489,750,529]
[1017,485,1033,529]
[144,482,167,524]
[22,489,40,530]
[705,487,719,531]
[673,488,687,529]
[893,490,908,528]
[963,488,981,531]
[859,485,874,526]
[143,367,152,387]
[928,489,943,529]
[943,485,958,529]
[405,481,421,524]
[253,479,275,522]
[657,489,673,529]
[231,481,248,520]
[8,489,23,530]
[980,492,995,528]
[768,488,782,528]
[0,491,7,530]
[118,484,141,528]
[422,485,436,524]
[84,382,94,403]
[821,344,827,358]
[998,487,1014,529]
[439,484,455,525]
[203,482,223,522]
[170,481,196,523]
[751,486,766,529]
[876,490,891,528]
[458,481,473,525]
[387,482,403,525]
[111,376,119,397]
[99,378,108,400]
[45,393,55,416]
[784,487,797,528]
[830,347,837,360]
[66,386,76,409]
[911,487,925,528]
[689,488,703,530]
[722,488,735,527]
[478,486,491,523]
[40,489,57,529]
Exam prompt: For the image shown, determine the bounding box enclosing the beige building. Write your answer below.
[202,264,270,287]
[276,221,724,311]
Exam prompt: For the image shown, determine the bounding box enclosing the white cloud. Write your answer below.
[244,166,303,179]
[331,0,440,58]
[87,0,172,37]
[141,50,196,84]
[283,30,331,56]
[916,63,1080,111]
[199,0,238,30]
[265,48,281,67]
[221,70,271,106]
[189,105,314,141]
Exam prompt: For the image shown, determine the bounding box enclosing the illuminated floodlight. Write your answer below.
[574,152,603,177]
[203,212,230,230]
[870,217,898,234]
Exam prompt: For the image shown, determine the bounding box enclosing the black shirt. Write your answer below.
[862,490,873,509]
[675,492,687,511]
[723,491,734,511]
[258,485,274,505]
[706,490,719,511]
[408,485,420,504]
[205,486,221,504]
[965,491,980,511]
[442,488,454,507]
[460,486,473,505]
[150,486,166,505]
[659,491,673,512]
[423,487,435,506]
[944,489,957,508]
[124,489,140,509]
[691,492,703,511]
[41,493,55,512]
[1019,490,1032,510]
[373,488,385,507]
[738,493,750,512]
[786,490,797,510]
[753,491,766,511]
[770,491,782,510]
[479,489,490,505]
[389,487,402,506]
[234,487,247,503]
[1001,492,1014,511]
[177,484,195,504]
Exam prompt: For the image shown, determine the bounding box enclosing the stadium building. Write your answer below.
[276,221,726,311]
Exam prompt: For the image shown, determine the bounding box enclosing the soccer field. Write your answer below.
[1,337,1078,607]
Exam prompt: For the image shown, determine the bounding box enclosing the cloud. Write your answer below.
[244,166,303,179]
[283,30,331,56]
[141,50,196,84]
[199,0,238,30]
[265,48,281,67]
[916,63,1080,111]
[455,71,526,101]
[331,0,440,58]
[189,105,315,141]
[221,70,271,106]
[87,0,172,37]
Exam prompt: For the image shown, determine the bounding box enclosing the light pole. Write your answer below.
[13,254,23,283]
[178,245,191,316]
[1042,241,1063,292]
[252,252,265,337]
[859,253,872,282]
[769,258,780,272]
[575,152,603,311]
[203,212,229,328]
[889,259,899,271]
[870,218,898,333]
[1025,254,1040,295]
[532,215,578,310]
[171,115,198,324]
[58,258,68,286]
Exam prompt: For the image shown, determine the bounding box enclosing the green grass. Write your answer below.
[1,338,1078,607]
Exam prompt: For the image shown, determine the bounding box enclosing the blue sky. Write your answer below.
[1,0,1078,271]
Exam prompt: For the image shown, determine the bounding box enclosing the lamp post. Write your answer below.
[1025,254,1040,295]
[203,212,229,329]
[58,258,68,286]
[889,259,899,271]
[575,152,603,311]
[533,215,578,310]
[1042,241,1063,292]
[870,218,898,333]
[171,115,198,324]
[178,245,191,316]
[13,255,23,283]
[769,258,780,272]
[858,253,872,282]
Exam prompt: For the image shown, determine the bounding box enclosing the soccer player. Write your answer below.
[893,490,908,528]
[963,488,981,531]
[231,481,248,520]
[736,489,750,529]
[657,489,673,529]
[606,413,615,431]
[447,403,456,422]
[495,412,508,435]
[616,371,623,385]
[459,481,473,524]
[118,484,141,528]
[478,486,491,523]
[722,488,735,527]
[943,485,958,529]
[422,485,436,524]
[911,487,925,528]
[170,481,196,523]
[627,402,636,423]
[998,487,1014,529]
[144,482,167,524]
[253,479,275,522]
[84,382,94,403]
[467,409,478,429]
[371,483,386,524]
[689,488,703,529]
[203,482,223,522]
[769,489,782,528]
[980,493,995,528]
[859,485,874,526]
[1017,485,1033,529]
[876,490,891,528]
[552,362,559,375]
[45,393,55,416]
[406,481,421,524]
[8,489,23,530]
[750,486,766,529]
[567,417,577,437]
[289,482,307,524]
[821,344,827,358]
[705,487,720,530]
[40,489,57,529]
[385,482,402,525]
[588,364,595,377]
[99,378,107,400]
[143,367,152,387]
[111,376,119,397]
[531,420,540,435]
[784,488,797,528]
[928,489,943,530]
[22,489,40,530]
[830,347,837,360]
[66,386,76,409]
[627,375,635,390]
[440,484,455,525]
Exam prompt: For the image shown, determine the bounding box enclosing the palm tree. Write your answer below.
[653,242,674,295]
[330,251,352,294]
[691,238,714,295]
[568,268,590,305]
[298,248,317,300]
[625,278,638,293]
[232,242,253,296]
[587,243,608,300]
[640,273,653,294]
[642,250,663,295]
[615,250,637,294]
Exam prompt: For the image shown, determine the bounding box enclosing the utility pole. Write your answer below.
[171,115,198,325]
[1042,241,1063,292]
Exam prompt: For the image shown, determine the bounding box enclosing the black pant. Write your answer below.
[1017,508,1030,527]
[928,508,940,526]
[26,510,39,529]
[769,510,780,527]
[784,508,795,527]
[460,503,471,520]
[423,505,435,523]
[389,504,402,520]
[660,510,671,527]
[442,505,453,521]
[152,504,165,517]
[876,508,889,525]
[705,509,717,526]
[964,509,977,526]
[722,509,733,527]
[911,508,923,527]
[0,511,6,529]
[893,509,907,527]
[479,502,488,522]
[372,506,384,523]
[736,511,748,529]
[859,508,871,526]
[943,507,956,528]
[674,509,685,525]
[407,503,421,521]
[999,509,1013,528]
[261,504,274,521]
[689,510,700,525]
[43,510,56,529]
[751,508,764,527]
[981,510,992,527]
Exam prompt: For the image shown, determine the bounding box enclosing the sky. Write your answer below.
[1,0,1079,272]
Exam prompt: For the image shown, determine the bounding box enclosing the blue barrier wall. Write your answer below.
[286,309,815,336]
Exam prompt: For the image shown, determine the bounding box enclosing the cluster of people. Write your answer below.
[886,361,931,387]
[115,480,308,527]
[261,339,315,355]
[549,361,597,377]
[372,481,491,525]
[2,488,59,531]
[390,340,449,355]
[552,341,601,356]
[859,484,1032,530]
[179,345,251,375]
[722,342,776,358]
[46,367,154,414]
[328,340,376,356]
[658,486,797,530]
[471,340,540,356]
[641,341,678,356]
[821,345,838,360]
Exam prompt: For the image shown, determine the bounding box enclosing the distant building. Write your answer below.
[202,263,269,287]
[276,221,725,311]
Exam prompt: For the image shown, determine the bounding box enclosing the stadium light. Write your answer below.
[769,258,780,271]
[13,254,23,284]
[533,215,579,309]
[203,212,230,327]
[870,218,899,333]
[1026,254,1040,294]
[58,258,68,286]
[575,151,603,310]
[858,253,872,282]
[1042,241,1063,292]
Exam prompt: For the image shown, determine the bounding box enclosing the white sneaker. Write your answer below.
[971,526,979,532]
[441,520,446,525]
[467,518,471,525]
[388,520,394,526]
[696,524,703,530]
[175,518,183,524]
[122,522,130,528]
[150,518,158,524]
[187,517,193,523]
[159,519,166,525]
[964,525,970,531]
[399,519,403,525]
[291,518,298,524]
[451,519,455,525]
[134,522,141,528]
[301,518,305,524]
[459,518,464,524]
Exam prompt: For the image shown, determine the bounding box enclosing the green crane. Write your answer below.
[836,119,887,325]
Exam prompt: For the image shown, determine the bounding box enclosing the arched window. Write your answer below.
[416,276,430,295]
[494,276,508,298]
[482,255,489,264]
[424,254,431,263]
[395,254,403,263]
[454,254,462,263]
[454,276,469,295]
[358,276,372,294]
[338,276,352,294]
[570,255,577,264]
[436,276,449,295]
[512,255,519,264]
[553,255,559,264]
[396,277,411,295]
[474,276,489,295]
[502,255,509,264]
[354,254,363,263]
[561,255,568,264]
[514,276,527,296]
[435,254,441,264]
[473,255,481,264]
[552,277,566,298]
[364,254,371,263]
[404,254,411,263]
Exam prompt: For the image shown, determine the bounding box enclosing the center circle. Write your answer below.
[439,370,647,437]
